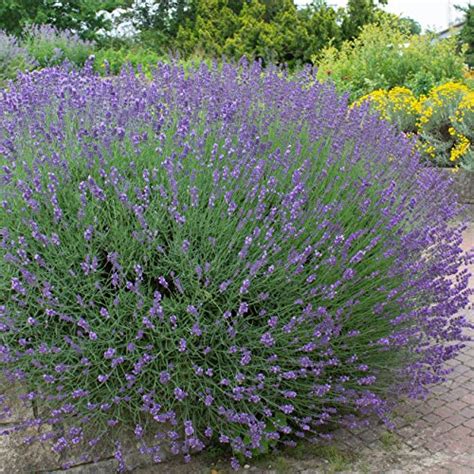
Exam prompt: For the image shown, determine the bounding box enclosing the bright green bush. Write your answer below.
[93,46,162,76]
[24,24,95,67]
[93,47,214,77]
[316,19,467,101]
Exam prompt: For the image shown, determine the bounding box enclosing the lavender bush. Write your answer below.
[0,61,472,471]
[23,25,95,68]
[0,30,36,84]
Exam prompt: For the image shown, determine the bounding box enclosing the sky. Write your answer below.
[295,0,471,32]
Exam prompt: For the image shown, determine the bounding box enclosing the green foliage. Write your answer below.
[269,0,311,65]
[458,4,474,68]
[109,0,197,45]
[380,431,401,450]
[93,45,213,77]
[1,0,424,69]
[340,0,387,41]
[175,0,339,67]
[222,1,274,61]
[398,16,421,35]
[175,0,240,57]
[93,46,160,75]
[0,0,129,40]
[0,0,43,36]
[300,1,341,61]
[316,19,467,101]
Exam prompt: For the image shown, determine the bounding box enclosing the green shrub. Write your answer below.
[316,19,467,101]
[93,46,162,75]
[418,82,474,170]
[93,47,213,77]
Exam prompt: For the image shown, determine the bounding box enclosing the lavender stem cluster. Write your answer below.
[0,60,472,471]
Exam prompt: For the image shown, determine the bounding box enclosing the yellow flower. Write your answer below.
[449,133,470,162]
[429,82,469,100]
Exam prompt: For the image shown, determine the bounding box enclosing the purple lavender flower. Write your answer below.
[260,332,275,347]
[103,348,116,360]
[173,387,187,401]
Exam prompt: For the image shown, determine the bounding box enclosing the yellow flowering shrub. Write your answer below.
[354,87,420,133]
[354,82,474,170]
[418,82,468,126]
[418,82,473,169]
[451,91,474,170]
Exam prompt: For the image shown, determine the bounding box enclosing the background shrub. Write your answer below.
[23,24,95,67]
[0,29,36,84]
[316,19,467,101]
[458,4,474,69]
[93,46,162,76]
[0,62,471,470]
[353,87,421,134]
[356,82,474,169]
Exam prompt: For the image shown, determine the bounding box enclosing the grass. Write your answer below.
[313,446,355,473]
[380,431,401,451]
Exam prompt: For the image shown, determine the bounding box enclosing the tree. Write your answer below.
[0,0,43,36]
[458,4,474,68]
[223,0,276,62]
[175,0,239,56]
[341,0,387,41]
[398,16,421,35]
[299,0,341,61]
[0,0,130,39]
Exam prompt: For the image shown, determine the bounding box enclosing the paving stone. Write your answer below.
[447,414,468,427]
[461,418,474,430]
[448,425,472,440]
[0,384,34,425]
[47,459,117,474]
[435,406,455,420]
[460,406,474,418]
[460,393,474,405]
[423,440,447,454]
[447,400,468,412]
[0,425,60,474]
